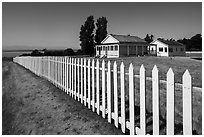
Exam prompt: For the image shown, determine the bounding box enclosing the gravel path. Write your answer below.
[2,61,124,135]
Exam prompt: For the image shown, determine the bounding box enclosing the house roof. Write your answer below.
[110,34,147,43]
[157,39,185,47]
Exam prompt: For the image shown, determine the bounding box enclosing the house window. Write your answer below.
[169,48,173,52]
[111,46,114,51]
[103,46,106,51]
[107,46,110,50]
[159,47,163,52]
[176,47,178,51]
[181,48,184,51]
[165,47,167,52]
[115,45,118,50]
[151,47,154,51]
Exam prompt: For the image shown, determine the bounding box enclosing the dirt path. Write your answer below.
[2,61,124,135]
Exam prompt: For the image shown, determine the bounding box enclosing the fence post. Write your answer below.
[102,60,106,118]
[87,59,91,109]
[113,61,118,127]
[96,59,100,115]
[129,63,135,135]
[92,59,95,112]
[182,70,192,135]
[152,65,159,135]
[120,62,126,133]
[167,68,175,135]
[140,64,146,135]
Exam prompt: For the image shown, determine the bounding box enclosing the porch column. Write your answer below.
[127,45,129,56]
[136,46,138,56]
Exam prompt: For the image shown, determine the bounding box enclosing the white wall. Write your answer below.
[151,40,169,56]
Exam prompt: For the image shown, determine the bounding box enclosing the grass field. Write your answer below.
[96,56,202,88]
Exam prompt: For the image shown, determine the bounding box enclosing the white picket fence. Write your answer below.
[13,56,194,135]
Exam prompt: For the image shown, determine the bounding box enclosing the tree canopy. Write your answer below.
[95,17,108,45]
[79,16,95,56]
[144,34,154,43]
[177,34,202,51]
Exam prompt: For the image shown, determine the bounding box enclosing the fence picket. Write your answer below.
[113,61,118,128]
[152,65,160,135]
[140,64,146,135]
[120,62,126,133]
[63,57,66,92]
[167,68,175,135]
[77,58,80,101]
[81,58,83,103]
[67,58,69,94]
[107,61,111,123]
[182,70,192,135]
[102,60,106,118]
[129,63,135,135]
[96,59,100,115]
[92,59,95,112]
[74,58,77,100]
[72,58,74,98]
[69,57,72,95]
[84,59,87,106]
[87,59,91,109]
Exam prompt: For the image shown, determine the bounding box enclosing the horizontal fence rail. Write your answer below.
[13,56,199,135]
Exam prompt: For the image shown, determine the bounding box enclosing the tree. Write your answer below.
[79,16,95,56]
[177,34,202,51]
[63,48,75,56]
[144,34,153,43]
[31,49,42,56]
[95,17,108,45]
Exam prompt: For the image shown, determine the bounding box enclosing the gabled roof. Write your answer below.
[110,34,147,43]
[157,39,185,47]
[101,34,147,44]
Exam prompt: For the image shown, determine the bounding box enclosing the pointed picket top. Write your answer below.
[140,64,145,73]
[129,63,134,73]
[113,61,117,67]
[167,67,174,76]
[78,58,80,64]
[75,58,77,64]
[183,69,191,79]
[152,65,158,73]
[96,59,99,66]
[120,62,125,70]
[107,60,111,68]
[92,59,95,67]
[102,59,105,67]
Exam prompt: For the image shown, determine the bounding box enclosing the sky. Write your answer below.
[2,2,202,50]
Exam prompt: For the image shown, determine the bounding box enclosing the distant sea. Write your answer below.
[2,51,32,57]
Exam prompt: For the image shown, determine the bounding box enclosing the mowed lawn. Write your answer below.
[98,56,202,88]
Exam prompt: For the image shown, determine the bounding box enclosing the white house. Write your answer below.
[95,34,149,58]
[149,39,186,57]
